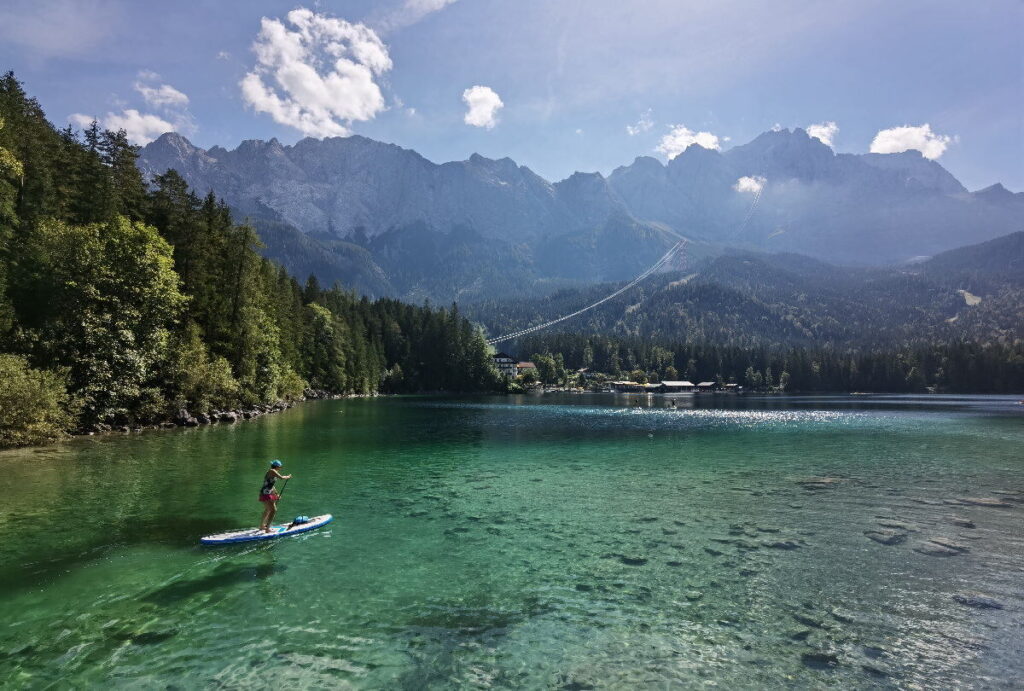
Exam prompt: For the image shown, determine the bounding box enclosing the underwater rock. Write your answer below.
[801,651,839,670]
[864,530,906,545]
[684,590,703,601]
[959,497,1013,508]
[950,517,976,528]
[618,555,648,566]
[876,520,918,532]
[952,593,1004,610]
[797,477,843,490]
[763,539,803,550]
[913,537,969,556]
[793,613,825,629]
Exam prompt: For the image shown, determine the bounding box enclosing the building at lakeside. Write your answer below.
[492,352,518,378]
[517,361,537,376]
[660,381,695,393]
[609,381,645,393]
[696,381,717,392]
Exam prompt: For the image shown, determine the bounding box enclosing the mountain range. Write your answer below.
[137,128,1024,303]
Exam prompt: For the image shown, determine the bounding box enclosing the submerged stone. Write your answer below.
[913,537,969,556]
[864,530,906,545]
[960,497,1013,508]
[953,593,1004,610]
[876,520,918,532]
[801,651,839,670]
[763,539,802,550]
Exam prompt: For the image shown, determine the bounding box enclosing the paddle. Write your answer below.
[277,477,290,499]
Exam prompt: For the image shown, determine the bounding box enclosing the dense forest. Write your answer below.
[513,333,1024,394]
[470,241,1024,348]
[475,237,1024,393]
[0,73,500,447]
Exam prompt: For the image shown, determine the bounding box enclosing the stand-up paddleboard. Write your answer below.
[200,514,333,545]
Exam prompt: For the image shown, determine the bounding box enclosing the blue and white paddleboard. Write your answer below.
[200,514,333,545]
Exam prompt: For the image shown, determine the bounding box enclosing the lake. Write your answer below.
[2,394,1022,688]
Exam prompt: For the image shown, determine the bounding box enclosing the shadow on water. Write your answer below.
[142,561,283,606]
[0,516,249,592]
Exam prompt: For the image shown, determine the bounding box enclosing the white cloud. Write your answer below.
[70,109,175,145]
[240,8,393,138]
[379,0,458,31]
[575,128,584,135]
[734,175,766,194]
[68,113,95,129]
[655,124,720,160]
[869,123,953,160]
[626,109,653,136]
[216,50,231,60]
[462,85,503,129]
[807,121,838,147]
[135,81,189,109]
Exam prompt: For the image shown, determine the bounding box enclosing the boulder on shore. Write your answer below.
[220,412,238,423]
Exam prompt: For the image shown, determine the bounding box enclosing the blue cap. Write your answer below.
[270,459,282,467]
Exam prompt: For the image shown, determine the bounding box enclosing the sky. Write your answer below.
[1,0,1021,191]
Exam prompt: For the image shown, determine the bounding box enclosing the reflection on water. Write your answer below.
[1,394,1022,687]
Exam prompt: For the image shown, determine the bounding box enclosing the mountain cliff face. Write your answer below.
[138,129,1023,301]
[607,128,1023,263]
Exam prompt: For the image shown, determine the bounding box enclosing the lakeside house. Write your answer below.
[517,361,538,375]
[609,381,646,392]
[660,380,695,393]
[492,352,518,378]
[697,381,717,392]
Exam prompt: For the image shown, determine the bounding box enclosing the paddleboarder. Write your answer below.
[259,460,292,533]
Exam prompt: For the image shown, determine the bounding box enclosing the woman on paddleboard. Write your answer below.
[259,460,292,532]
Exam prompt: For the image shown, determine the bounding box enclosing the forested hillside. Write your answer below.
[470,237,1024,348]
[473,236,1024,393]
[0,73,500,447]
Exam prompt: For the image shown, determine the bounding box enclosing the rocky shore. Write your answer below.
[78,389,356,437]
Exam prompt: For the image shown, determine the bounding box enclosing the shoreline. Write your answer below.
[71,390,375,441]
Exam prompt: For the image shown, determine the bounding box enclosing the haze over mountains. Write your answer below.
[138,128,1024,303]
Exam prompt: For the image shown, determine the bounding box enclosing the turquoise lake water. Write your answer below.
[2,394,1022,688]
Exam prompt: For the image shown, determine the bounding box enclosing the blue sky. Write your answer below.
[1,0,1021,190]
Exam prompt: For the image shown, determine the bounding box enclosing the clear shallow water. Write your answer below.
[2,394,1022,688]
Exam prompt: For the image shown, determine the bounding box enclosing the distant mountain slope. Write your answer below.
[138,129,1023,302]
[608,128,1024,264]
[467,232,1024,348]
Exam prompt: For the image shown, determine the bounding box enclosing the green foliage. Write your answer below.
[517,332,1024,394]
[0,354,75,447]
[17,217,186,423]
[278,368,308,401]
[164,322,242,413]
[0,72,503,445]
[530,353,557,385]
